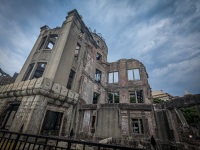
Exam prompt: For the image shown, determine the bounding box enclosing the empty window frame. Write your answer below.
[32,62,46,79]
[91,116,96,133]
[128,69,140,80]
[93,92,99,104]
[131,119,144,134]
[95,69,101,83]
[38,36,47,50]
[41,110,63,136]
[130,90,144,103]
[45,35,58,50]
[67,69,76,89]
[97,40,100,46]
[96,52,102,62]
[74,43,81,57]
[23,63,35,81]
[0,104,19,130]
[108,92,119,103]
[108,72,118,83]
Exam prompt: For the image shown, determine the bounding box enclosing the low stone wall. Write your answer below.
[165,94,200,109]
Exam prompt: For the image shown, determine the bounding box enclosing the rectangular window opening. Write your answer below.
[134,69,140,80]
[97,40,100,46]
[114,92,119,103]
[32,62,46,79]
[130,90,144,103]
[91,116,96,133]
[93,92,99,104]
[114,72,118,83]
[108,72,118,83]
[137,90,144,103]
[130,91,136,103]
[127,69,140,80]
[23,63,35,81]
[95,69,101,83]
[45,35,58,50]
[47,42,54,49]
[131,119,144,134]
[0,104,19,130]
[108,92,119,103]
[38,36,47,50]
[74,43,81,57]
[108,73,113,83]
[108,93,113,103]
[41,110,63,136]
[128,70,133,80]
[96,52,102,62]
[67,70,75,89]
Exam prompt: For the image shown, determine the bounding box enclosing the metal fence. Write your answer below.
[0,130,144,150]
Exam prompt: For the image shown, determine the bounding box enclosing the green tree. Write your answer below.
[153,98,164,104]
[180,106,200,124]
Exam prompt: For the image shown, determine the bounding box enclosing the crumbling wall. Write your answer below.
[80,34,107,104]
[107,59,151,104]
[96,106,121,138]
[82,110,91,132]
[121,110,129,136]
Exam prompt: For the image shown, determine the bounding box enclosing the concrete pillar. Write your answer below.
[44,11,80,86]
[65,105,74,136]
[25,96,47,134]
[9,95,47,134]
[44,19,73,82]
[169,109,180,142]
[9,96,34,132]
[118,59,128,86]
[0,99,7,115]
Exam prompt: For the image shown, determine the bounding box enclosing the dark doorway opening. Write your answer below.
[0,103,19,130]
[41,110,63,136]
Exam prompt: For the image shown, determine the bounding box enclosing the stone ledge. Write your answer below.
[80,104,97,110]
[80,103,153,111]
[0,77,79,105]
[164,94,200,109]
[120,103,152,110]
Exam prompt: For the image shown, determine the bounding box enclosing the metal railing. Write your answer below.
[0,130,144,150]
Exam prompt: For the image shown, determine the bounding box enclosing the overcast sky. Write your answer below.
[0,0,200,96]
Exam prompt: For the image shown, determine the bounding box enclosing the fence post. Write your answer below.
[66,141,71,150]
[12,133,20,150]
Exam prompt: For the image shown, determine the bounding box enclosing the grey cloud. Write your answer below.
[0,0,199,96]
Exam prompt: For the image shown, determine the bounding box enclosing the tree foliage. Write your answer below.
[180,106,200,125]
[153,98,164,104]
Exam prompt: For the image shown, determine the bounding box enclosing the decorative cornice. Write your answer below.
[0,77,79,105]
[79,103,153,111]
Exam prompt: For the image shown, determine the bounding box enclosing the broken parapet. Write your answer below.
[174,108,189,128]
[164,94,200,109]
[0,77,79,106]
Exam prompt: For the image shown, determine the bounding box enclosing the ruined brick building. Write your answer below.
[0,68,17,86]
[0,9,199,148]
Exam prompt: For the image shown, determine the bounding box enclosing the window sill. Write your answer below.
[128,79,141,81]
[107,82,119,85]
[132,133,144,135]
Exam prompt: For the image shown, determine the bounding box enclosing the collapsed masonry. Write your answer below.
[0,9,199,148]
[0,68,17,86]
